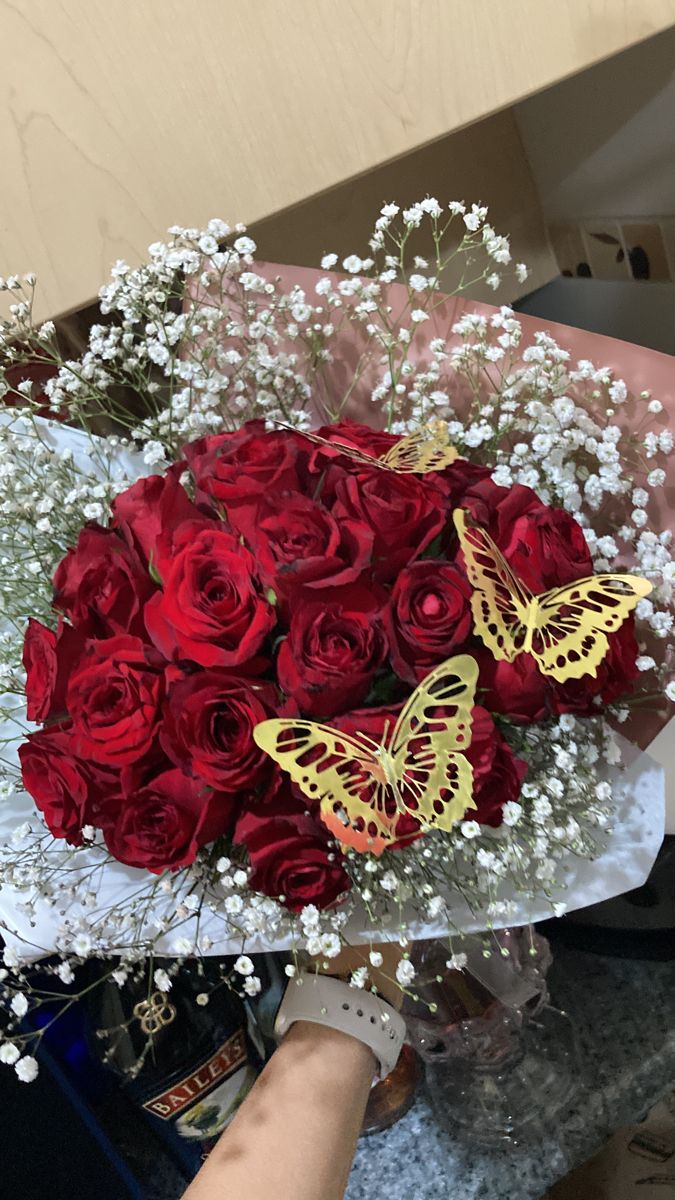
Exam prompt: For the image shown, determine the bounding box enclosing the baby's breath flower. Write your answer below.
[11,994,28,1018]
[395,959,415,987]
[57,962,74,985]
[234,955,255,976]
[320,933,341,958]
[349,966,369,989]
[379,871,398,893]
[153,969,172,993]
[502,801,523,827]
[342,255,363,274]
[461,821,480,839]
[446,953,468,971]
[15,1056,39,1083]
[463,204,487,232]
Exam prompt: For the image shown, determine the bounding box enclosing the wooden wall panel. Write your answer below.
[0,1,673,317]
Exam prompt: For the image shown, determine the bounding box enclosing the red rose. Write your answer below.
[595,618,641,707]
[228,492,373,603]
[144,527,275,669]
[278,585,387,717]
[550,617,640,716]
[184,420,304,508]
[459,479,592,590]
[312,419,400,460]
[458,477,537,535]
[234,786,351,911]
[439,459,491,506]
[23,619,58,722]
[499,506,591,592]
[23,618,84,722]
[161,673,276,792]
[53,524,155,637]
[476,622,639,725]
[385,560,473,684]
[111,470,206,579]
[332,470,446,581]
[101,769,236,872]
[19,727,103,845]
[67,635,164,766]
[467,706,528,827]
[475,650,550,724]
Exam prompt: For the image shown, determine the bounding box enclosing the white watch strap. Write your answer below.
[274,972,406,1079]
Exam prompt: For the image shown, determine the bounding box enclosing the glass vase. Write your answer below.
[404,928,579,1146]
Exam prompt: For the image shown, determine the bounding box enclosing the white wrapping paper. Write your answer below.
[0,710,664,960]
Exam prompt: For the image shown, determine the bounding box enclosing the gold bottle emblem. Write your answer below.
[133,991,177,1034]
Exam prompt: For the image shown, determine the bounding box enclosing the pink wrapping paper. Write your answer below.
[247,261,675,433]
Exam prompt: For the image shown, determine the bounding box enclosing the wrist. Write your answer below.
[285,1019,377,1074]
[275,971,406,1079]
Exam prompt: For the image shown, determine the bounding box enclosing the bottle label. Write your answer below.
[142,1028,255,1139]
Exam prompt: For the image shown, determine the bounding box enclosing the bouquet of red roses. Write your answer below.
[20,415,649,904]
[0,200,671,1081]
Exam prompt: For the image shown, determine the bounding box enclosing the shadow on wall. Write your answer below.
[514,27,675,218]
[514,277,675,356]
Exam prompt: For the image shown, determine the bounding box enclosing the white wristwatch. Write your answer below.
[274,971,406,1079]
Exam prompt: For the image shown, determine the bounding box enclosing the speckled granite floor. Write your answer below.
[139,944,675,1200]
[345,946,675,1200]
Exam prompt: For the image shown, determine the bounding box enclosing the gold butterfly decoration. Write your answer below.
[280,421,460,474]
[454,509,653,683]
[253,654,478,857]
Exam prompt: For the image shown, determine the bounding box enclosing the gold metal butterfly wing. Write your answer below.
[253,654,478,857]
[378,425,460,473]
[454,509,653,682]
